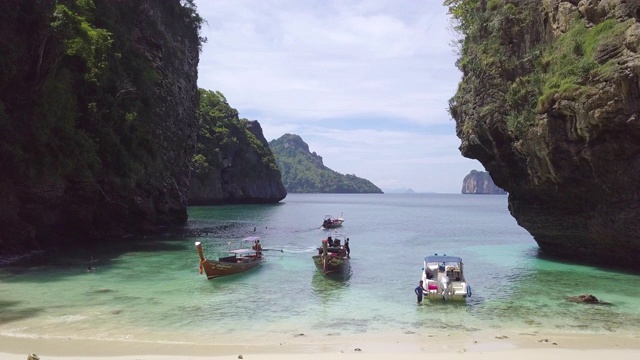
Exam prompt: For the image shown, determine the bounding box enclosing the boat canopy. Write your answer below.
[328,232,347,239]
[242,236,260,242]
[229,249,256,255]
[424,255,462,264]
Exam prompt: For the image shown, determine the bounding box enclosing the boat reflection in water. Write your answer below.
[311,268,351,305]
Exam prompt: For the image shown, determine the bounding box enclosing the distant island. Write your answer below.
[269,134,383,193]
[384,188,416,194]
[461,170,507,194]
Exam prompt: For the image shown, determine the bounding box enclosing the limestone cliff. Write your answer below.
[462,170,507,194]
[189,118,287,205]
[0,0,200,254]
[448,0,640,270]
[188,90,286,205]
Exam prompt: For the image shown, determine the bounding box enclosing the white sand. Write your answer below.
[2,331,640,360]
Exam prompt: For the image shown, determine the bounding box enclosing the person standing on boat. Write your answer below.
[253,240,262,257]
[344,238,350,257]
[414,280,424,304]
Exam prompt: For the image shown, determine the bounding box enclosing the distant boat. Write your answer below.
[321,213,344,229]
[312,232,350,276]
[195,236,264,279]
[420,254,471,301]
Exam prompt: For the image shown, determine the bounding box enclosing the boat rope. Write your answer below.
[322,256,327,275]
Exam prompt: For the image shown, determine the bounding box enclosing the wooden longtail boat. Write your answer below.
[195,236,264,279]
[312,233,350,276]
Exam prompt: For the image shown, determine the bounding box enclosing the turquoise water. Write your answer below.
[1,193,640,344]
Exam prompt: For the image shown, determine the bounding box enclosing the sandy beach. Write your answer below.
[2,331,640,360]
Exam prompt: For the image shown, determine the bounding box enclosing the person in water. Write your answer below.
[415,280,424,304]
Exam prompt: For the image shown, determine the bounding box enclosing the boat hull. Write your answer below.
[312,254,350,275]
[200,258,263,279]
[322,215,344,229]
[195,241,263,280]
[322,221,343,229]
[421,279,471,301]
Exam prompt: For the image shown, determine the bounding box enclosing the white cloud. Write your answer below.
[194,0,479,193]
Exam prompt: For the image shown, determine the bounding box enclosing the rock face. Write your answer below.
[0,1,200,254]
[189,120,287,205]
[448,0,640,270]
[462,170,507,194]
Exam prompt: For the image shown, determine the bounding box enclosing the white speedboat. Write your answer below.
[420,254,471,301]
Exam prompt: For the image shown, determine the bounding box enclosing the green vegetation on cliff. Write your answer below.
[537,18,632,112]
[269,134,382,193]
[191,89,281,186]
[446,0,632,139]
[0,0,203,252]
[446,0,542,138]
[0,0,202,186]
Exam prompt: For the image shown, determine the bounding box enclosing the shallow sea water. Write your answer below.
[1,193,640,344]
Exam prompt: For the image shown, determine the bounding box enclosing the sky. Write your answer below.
[194,0,483,194]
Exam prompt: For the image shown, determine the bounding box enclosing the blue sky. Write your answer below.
[194,0,482,193]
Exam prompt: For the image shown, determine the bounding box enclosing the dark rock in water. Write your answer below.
[566,294,609,305]
[448,0,640,271]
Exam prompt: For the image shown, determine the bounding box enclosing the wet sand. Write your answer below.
[2,330,640,360]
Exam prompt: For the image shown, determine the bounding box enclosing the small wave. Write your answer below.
[48,315,88,324]
[0,329,41,339]
[282,246,317,254]
[0,250,45,266]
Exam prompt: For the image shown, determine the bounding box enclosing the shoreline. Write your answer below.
[2,331,640,360]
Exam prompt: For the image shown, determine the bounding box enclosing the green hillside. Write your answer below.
[269,134,382,193]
